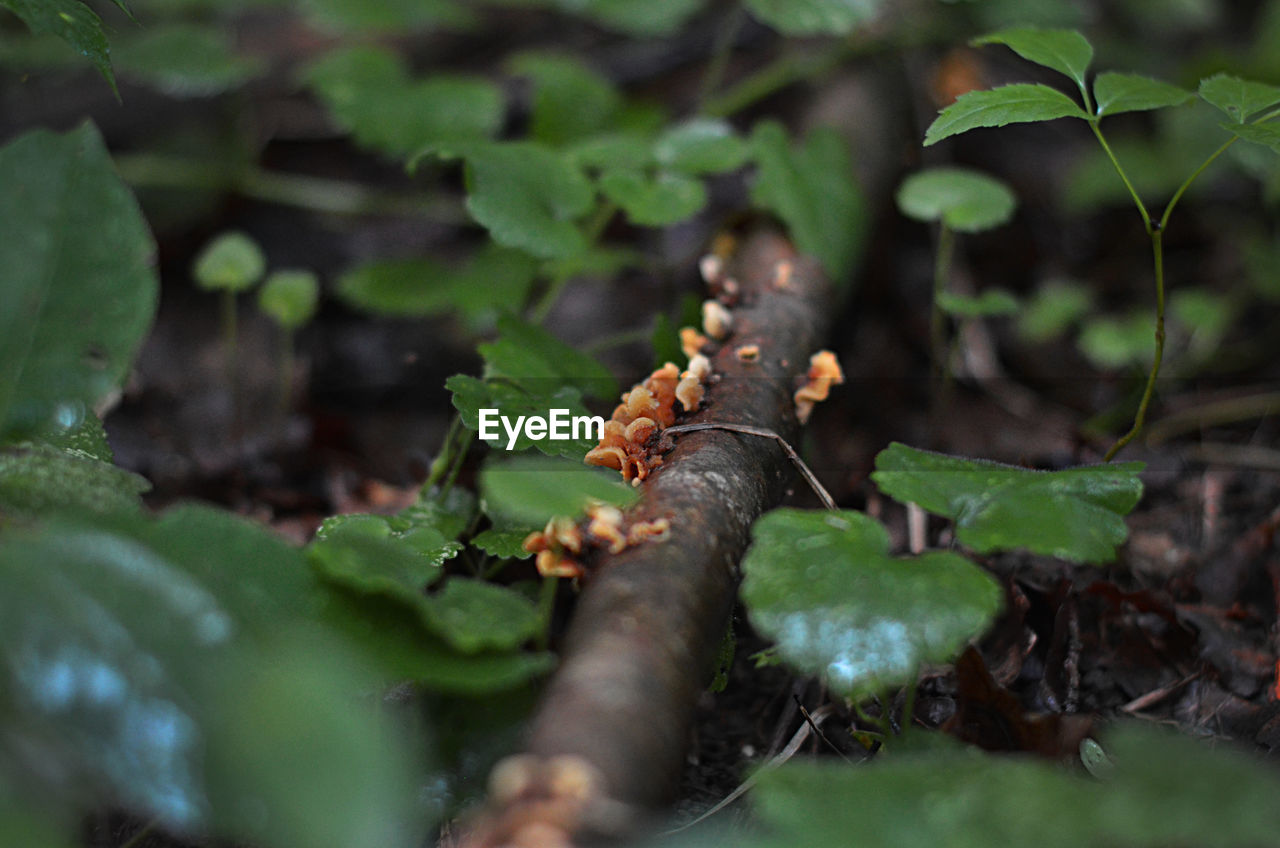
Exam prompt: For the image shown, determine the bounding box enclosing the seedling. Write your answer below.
[925,27,1280,459]
[257,269,319,421]
[192,230,266,436]
[895,166,1017,387]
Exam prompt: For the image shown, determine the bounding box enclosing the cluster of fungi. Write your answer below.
[522,246,843,579]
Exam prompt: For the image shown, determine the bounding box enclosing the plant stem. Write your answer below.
[696,4,746,110]
[1089,121,1152,231]
[424,415,466,493]
[930,223,956,385]
[1159,137,1235,230]
[221,289,241,443]
[701,39,859,118]
[531,202,618,324]
[1105,227,1165,461]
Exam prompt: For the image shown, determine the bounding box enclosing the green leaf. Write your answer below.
[396,485,476,541]
[301,0,474,32]
[480,454,637,526]
[1198,73,1280,123]
[937,289,1019,318]
[568,132,654,171]
[1017,279,1093,341]
[463,142,595,259]
[559,0,705,36]
[743,0,883,35]
[1077,311,1155,368]
[257,270,319,331]
[924,84,1089,146]
[0,506,424,842]
[113,24,265,97]
[471,528,533,559]
[895,166,1017,233]
[421,578,541,652]
[508,52,622,146]
[749,121,867,281]
[740,509,1001,699]
[36,411,113,463]
[972,27,1093,94]
[871,442,1144,563]
[0,123,158,442]
[1221,120,1280,154]
[337,245,538,329]
[0,0,117,95]
[654,118,750,175]
[310,513,456,610]
[0,442,149,519]
[305,46,503,158]
[599,168,707,226]
[192,231,265,292]
[447,375,597,458]
[1092,72,1191,118]
[480,313,617,400]
[752,724,1280,848]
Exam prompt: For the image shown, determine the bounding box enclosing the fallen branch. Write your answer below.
[457,229,836,847]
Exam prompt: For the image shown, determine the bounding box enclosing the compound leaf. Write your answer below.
[1198,73,1280,123]
[741,509,1001,699]
[924,84,1089,146]
[871,442,1144,563]
[1092,72,1191,118]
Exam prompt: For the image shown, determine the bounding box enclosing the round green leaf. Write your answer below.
[0,123,158,442]
[258,270,319,331]
[741,509,1002,699]
[421,579,540,653]
[192,231,265,292]
[654,118,750,175]
[599,168,707,227]
[896,167,1017,233]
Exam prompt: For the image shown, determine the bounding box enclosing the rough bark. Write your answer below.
[458,229,835,847]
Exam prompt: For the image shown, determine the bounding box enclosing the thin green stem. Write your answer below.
[701,39,858,118]
[1089,122,1153,230]
[1105,228,1166,461]
[1158,137,1235,231]
[531,202,618,324]
[582,326,653,354]
[696,5,746,110]
[424,415,466,493]
[930,224,956,385]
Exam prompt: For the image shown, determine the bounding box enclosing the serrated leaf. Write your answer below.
[508,52,622,146]
[447,375,597,458]
[0,0,117,95]
[480,313,617,400]
[744,0,883,35]
[0,123,158,443]
[1221,120,1280,154]
[753,724,1280,848]
[113,24,265,97]
[871,442,1144,563]
[740,509,1001,699]
[654,118,750,175]
[305,46,503,158]
[895,166,1016,233]
[1092,72,1191,118]
[257,270,318,331]
[480,454,638,526]
[337,245,538,329]
[750,121,867,282]
[1198,73,1280,123]
[309,513,455,610]
[0,506,424,842]
[937,289,1019,318]
[0,442,149,518]
[599,168,707,226]
[463,142,595,259]
[972,27,1093,94]
[924,84,1089,146]
[471,528,533,559]
[421,578,540,652]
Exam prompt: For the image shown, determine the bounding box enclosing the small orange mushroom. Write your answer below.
[701,300,733,340]
[680,326,708,359]
[793,350,844,424]
[735,344,760,362]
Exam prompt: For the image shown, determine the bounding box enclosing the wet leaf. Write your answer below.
[871,443,1144,563]
[309,513,455,609]
[750,121,867,281]
[1198,73,1280,123]
[896,167,1017,233]
[972,27,1093,93]
[463,142,595,259]
[599,168,707,226]
[471,528,533,559]
[751,724,1280,848]
[1092,72,1191,118]
[0,124,158,443]
[744,0,883,35]
[396,486,477,542]
[480,455,637,526]
[1,0,117,95]
[0,442,149,518]
[421,578,540,652]
[740,509,1001,699]
[508,52,622,146]
[114,24,264,97]
[924,84,1089,146]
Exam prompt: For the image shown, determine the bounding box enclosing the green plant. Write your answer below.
[924,26,1280,459]
[257,269,319,420]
